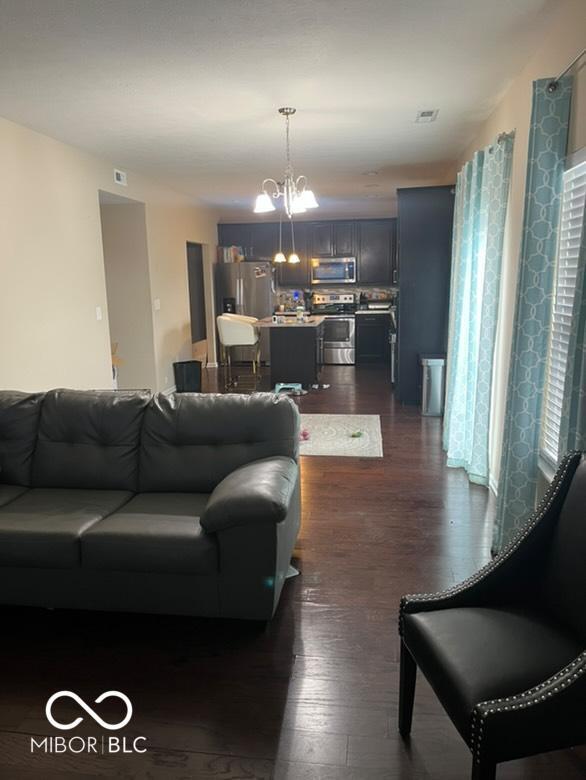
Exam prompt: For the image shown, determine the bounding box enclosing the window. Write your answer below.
[540,157,586,465]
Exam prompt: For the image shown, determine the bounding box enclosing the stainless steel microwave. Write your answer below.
[311,257,356,285]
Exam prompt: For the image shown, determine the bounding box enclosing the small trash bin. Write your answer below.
[420,354,445,416]
[173,360,202,393]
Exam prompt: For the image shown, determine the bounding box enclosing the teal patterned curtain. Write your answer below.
[493,77,573,552]
[558,207,586,454]
[443,134,514,485]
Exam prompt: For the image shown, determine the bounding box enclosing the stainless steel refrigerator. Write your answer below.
[215,262,276,362]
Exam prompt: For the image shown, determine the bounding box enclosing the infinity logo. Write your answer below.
[45,691,133,731]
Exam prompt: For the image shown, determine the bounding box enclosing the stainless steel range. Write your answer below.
[311,293,356,365]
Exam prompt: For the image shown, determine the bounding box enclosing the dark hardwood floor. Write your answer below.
[0,365,584,779]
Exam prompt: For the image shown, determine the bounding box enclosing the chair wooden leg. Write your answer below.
[471,758,496,780]
[399,640,417,738]
[226,348,233,389]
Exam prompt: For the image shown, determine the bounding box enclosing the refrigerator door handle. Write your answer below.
[236,276,243,313]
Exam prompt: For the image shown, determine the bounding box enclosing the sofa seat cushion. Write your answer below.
[0,489,132,568]
[403,607,582,741]
[81,493,218,575]
[0,485,28,508]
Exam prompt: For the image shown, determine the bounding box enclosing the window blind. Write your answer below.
[541,160,586,464]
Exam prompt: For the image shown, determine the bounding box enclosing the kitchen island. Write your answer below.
[256,316,325,388]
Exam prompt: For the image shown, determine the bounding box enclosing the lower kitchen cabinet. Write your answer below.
[268,321,324,387]
[355,314,391,363]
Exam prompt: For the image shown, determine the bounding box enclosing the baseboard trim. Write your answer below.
[206,362,218,368]
[162,385,177,396]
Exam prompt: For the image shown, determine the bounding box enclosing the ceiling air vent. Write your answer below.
[114,168,128,186]
[415,109,439,123]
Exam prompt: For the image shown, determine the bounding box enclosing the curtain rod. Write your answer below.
[547,48,586,92]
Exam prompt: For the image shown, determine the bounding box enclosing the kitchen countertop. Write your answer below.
[257,315,325,328]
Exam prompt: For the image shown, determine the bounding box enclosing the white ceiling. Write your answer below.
[0,0,557,219]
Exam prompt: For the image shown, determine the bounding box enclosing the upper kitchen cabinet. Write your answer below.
[358,219,396,285]
[277,222,310,287]
[218,223,253,256]
[309,222,334,257]
[309,221,356,258]
[250,222,279,261]
[334,221,355,256]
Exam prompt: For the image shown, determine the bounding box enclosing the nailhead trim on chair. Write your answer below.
[470,651,586,764]
[398,451,581,637]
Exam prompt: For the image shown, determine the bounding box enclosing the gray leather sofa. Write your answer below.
[0,389,301,620]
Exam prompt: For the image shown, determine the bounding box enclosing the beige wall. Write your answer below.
[0,116,219,393]
[100,201,157,391]
[455,0,586,492]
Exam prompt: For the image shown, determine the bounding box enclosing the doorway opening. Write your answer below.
[186,242,207,365]
[99,191,157,390]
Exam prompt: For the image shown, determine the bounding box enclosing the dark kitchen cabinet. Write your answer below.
[358,220,395,285]
[334,221,355,256]
[390,219,398,284]
[277,222,309,287]
[250,223,279,261]
[309,221,355,258]
[269,320,324,387]
[218,223,252,256]
[397,186,455,405]
[310,222,334,257]
[356,313,391,363]
[218,218,395,287]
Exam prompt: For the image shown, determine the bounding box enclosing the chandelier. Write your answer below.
[253,107,319,220]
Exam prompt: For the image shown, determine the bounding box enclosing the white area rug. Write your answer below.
[299,414,383,457]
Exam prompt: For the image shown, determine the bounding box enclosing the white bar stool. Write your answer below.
[216,314,260,390]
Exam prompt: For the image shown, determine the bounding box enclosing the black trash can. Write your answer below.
[173,360,202,392]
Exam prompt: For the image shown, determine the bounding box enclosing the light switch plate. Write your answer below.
[96,306,103,321]
[153,298,161,311]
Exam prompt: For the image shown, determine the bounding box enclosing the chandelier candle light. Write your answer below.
[254,107,319,264]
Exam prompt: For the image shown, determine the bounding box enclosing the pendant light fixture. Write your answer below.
[254,107,319,218]
[273,211,286,264]
[272,205,300,264]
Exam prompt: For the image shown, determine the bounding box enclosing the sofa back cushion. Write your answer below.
[32,389,151,491]
[139,392,299,493]
[543,454,586,642]
[0,391,44,486]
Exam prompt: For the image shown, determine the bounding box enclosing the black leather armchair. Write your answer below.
[398,451,586,779]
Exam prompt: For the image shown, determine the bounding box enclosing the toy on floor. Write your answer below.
[274,382,307,396]
[350,431,363,438]
[300,428,310,441]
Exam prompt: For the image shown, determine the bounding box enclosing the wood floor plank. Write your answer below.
[0,365,583,779]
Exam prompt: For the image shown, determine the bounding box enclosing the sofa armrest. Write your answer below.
[200,456,298,533]
[399,451,582,634]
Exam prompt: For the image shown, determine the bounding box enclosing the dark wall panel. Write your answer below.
[397,186,454,405]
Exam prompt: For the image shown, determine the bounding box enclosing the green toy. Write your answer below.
[350,431,363,438]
